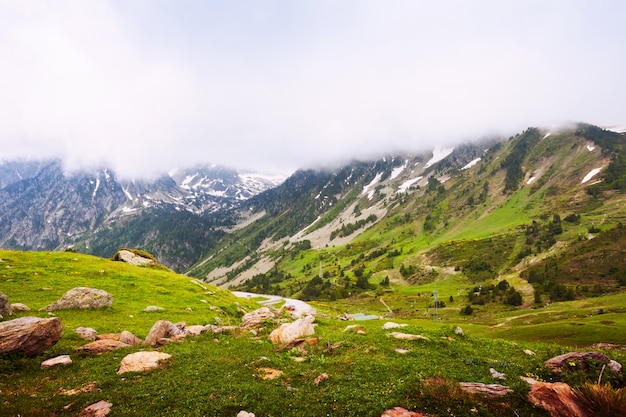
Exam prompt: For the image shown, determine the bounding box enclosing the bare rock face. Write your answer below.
[241,307,275,329]
[0,291,11,317]
[112,249,155,266]
[41,355,72,369]
[144,320,184,347]
[544,351,620,374]
[44,287,113,311]
[77,339,129,354]
[117,351,172,374]
[269,315,316,345]
[0,316,63,356]
[525,380,589,417]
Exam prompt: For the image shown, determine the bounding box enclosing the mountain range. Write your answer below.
[1,123,625,304]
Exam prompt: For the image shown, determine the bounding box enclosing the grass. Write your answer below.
[2,250,626,416]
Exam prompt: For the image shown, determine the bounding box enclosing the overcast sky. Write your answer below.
[1,1,625,177]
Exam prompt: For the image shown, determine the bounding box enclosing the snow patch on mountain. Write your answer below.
[461,158,481,170]
[362,172,383,200]
[397,176,423,193]
[587,145,596,152]
[425,147,454,168]
[582,168,602,184]
[390,163,407,180]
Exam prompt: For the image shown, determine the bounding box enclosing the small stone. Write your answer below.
[10,303,31,312]
[313,373,329,385]
[237,412,255,417]
[387,332,430,341]
[257,367,283,380]
[75,327,98,340]
[381,407,426,417]
[459,382,513,397]
[119,331,142,346]
[41,355,72,368]
[382,322,408,330]
[454,326,464,336]
[77,340,129,354]
[143,305,164,312]
[490,368,506,380]
[395,348,411,354]
[524,349,536,356]
[78,400,112,417]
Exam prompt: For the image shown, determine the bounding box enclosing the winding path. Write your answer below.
[231,291,316,317]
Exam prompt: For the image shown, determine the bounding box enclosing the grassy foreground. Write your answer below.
[1,250,625,416]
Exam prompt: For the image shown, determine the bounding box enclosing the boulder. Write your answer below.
[41,355,72,368]
[77,339,129,354]
[144,320,184,347]
[544,351,620,374]
[0,291,11,316]
[75,327,98,340]
[10,303,31,312]
[44,287,113,311]
[117,351,172,374]
[112,249,156,265]
[0,316,63,356]
[459,382,513,397]
[119,330,143,346]
[269,315,316,345]
[185,325,209,336]
[524,379,589,417]
[79,400,112,417]
[241,307,275,329]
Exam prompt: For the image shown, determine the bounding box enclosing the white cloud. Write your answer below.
[1,1,625,178]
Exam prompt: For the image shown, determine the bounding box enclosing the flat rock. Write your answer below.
[0,316,63,356]
[41,354,72,368]
[241,307,275,329]
[79,400,112,417]
[77,339,129,354]
[143,305,164,312]
[112,249,155,266]
[185,325,209,336]
[544,351,619,374]
[382,322,408,330]
[75,327,98,340]
[459,382,513,397]
[10,302,31,312]
[117,351,172,374]
[269,315,316,345]
[387,332,430,342]
[120,330,143,346]
[44,287,113,311]
[381,407,426,417]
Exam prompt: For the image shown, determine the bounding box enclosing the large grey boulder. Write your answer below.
[44,287,113,311]
[0,316,63,356]
[112,249,155,266]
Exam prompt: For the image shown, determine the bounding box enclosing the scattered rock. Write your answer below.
[524,349,536,356]
[241,307,275,329]
[112,249,155,266]
[382,322,408,330]
[313,373,329,385]
[117,351,172,374]
[43,287,113,311]
[381,407,426,417]
[387,332,430,342]
[395,348,411,354]
[143,305,164,312]
[269,315,316,345]
[343,324,366,334]
[78,400,112,417]
[119,330,143,346]
[75,327,98,340]
[206,324,238,334]
[77,339,129,354]
[97,333,120,341]
[185,325,208,336]
[257,367,283,380]
[459,382,513,397]
[10,302,31,312]
[237,411,255,417]
[61,381,97,396]
[608,359,622,373]
[0,291,11,316]
[144,320,184,347]
[41,354,72,368]
[489,368,506,380]
[523,379,589,417]
[0,316,63,356]
[454,326,464,336]
[544,351,620,374]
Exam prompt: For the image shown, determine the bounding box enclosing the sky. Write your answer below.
[1,1,625,178]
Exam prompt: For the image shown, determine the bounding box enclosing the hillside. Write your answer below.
[188,124,626,316]
[2,249,626,416]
